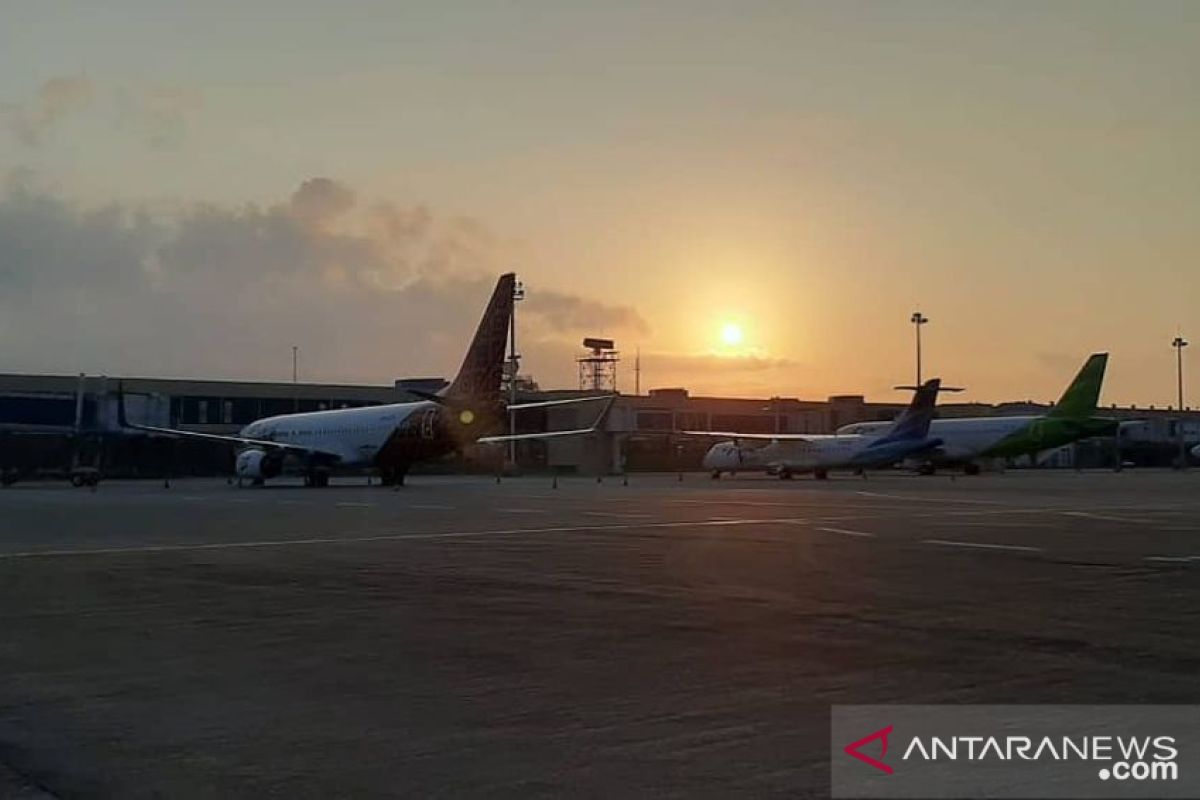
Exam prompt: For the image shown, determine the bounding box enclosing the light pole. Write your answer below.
[1173,335,1188,469]
[508,278,525,468]
[910,312,929,385]
[763,397,782,435]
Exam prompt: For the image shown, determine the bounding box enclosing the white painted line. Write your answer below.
[922,539,1042,554]
[929,521,1057,529]
[1145,556,1200,564]
[409,504,455,511]
[816,526,876,539]
[1060,511,1150,524]
[855,491,1009,506]
[812,515,878,522]
[671,498,835,509]
[582,511,653,519]
[917,508,1056,518]
[0,516,811,560]
[336,502,377,509]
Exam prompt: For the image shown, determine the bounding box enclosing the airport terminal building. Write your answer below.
[2,371,1198,478]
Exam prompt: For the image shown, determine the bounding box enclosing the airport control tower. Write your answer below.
[577,338,619,392]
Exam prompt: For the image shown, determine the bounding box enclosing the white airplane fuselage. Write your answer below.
[238,401,434,467]
[702,433,936,474]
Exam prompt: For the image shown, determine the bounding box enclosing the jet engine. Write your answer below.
[236,448,283,480]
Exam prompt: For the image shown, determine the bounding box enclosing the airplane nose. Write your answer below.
[703,444,737,470]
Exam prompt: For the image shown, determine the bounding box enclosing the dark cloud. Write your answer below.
[0,179,647,387]
[522,289,650,336]
[290,177,356,225]
[3,76,94,146]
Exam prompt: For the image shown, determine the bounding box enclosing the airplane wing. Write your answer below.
[476,396,617,444]
[407,391,613,412]
[125,422,331,456]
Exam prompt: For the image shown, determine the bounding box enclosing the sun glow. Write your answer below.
[720,322,744,347]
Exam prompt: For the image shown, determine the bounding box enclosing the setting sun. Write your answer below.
[720,322,744,346]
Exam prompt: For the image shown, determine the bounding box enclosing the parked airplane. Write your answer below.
[696,378,943,480]
[837,353,1115,474]
[119,273,611,486]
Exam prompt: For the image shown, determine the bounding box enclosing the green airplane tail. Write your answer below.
[1047,353,1108,419]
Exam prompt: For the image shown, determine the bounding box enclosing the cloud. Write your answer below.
[3,76,94,146]
[1035,351,1084,374]
[4,77,202,149]
[522,289,650,336]
[289,177,356,225]
[115,85,203,148]
[621,351,802,397]
[0,177,647,387]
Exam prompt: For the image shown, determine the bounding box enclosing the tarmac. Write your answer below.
[1,470,1198,797]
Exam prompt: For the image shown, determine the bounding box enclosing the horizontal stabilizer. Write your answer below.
[507,395,614,411]
[478,428,600,444]
[477,395,617,444]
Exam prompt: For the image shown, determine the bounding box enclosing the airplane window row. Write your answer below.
[284,427,375,436]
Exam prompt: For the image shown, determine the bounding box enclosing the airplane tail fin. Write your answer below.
[1047,353,1107,419]
[882,378,942,441]
[443,273,515,408]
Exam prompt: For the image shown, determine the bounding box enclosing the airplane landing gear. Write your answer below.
[711,470,721,480]
[380,466,408,487]
[69,469,100,488]
[779,468,795,480]
[304,472,330,488]
[813,468,828,480]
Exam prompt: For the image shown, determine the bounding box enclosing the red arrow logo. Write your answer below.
[844,725,894,775]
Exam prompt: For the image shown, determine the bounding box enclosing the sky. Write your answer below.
[1,1,1198,407]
